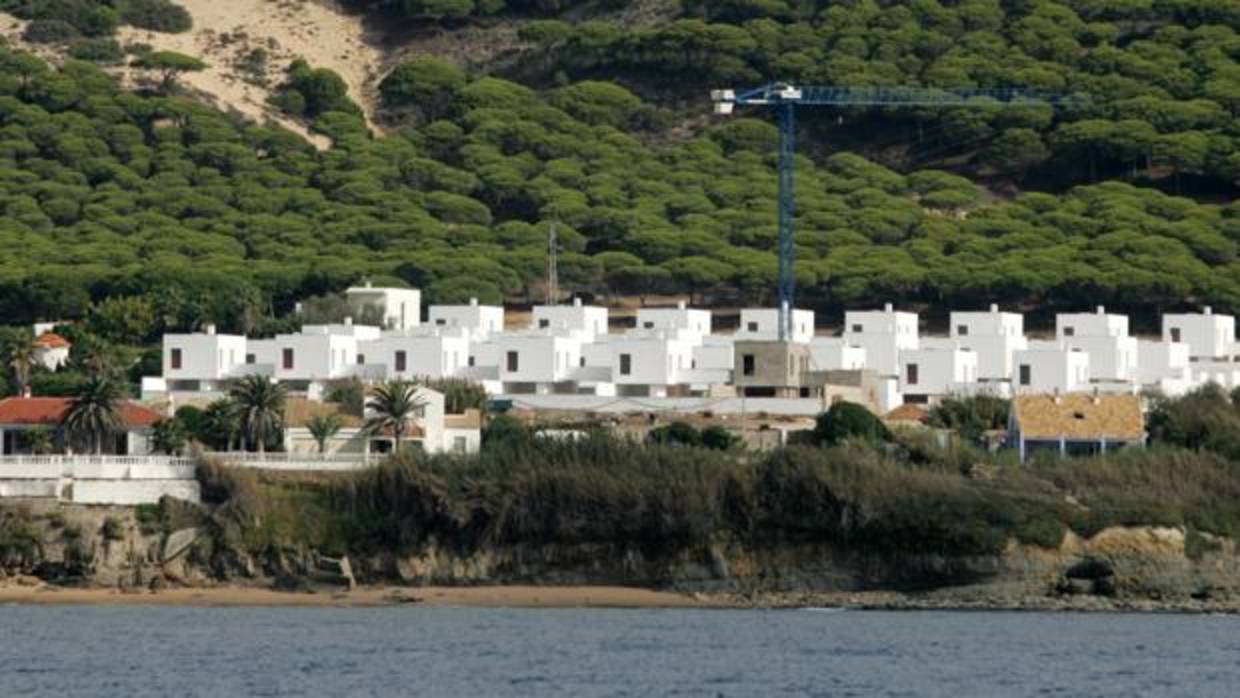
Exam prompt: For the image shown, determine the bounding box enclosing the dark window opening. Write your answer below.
[170,348,182,370]
[245,354,255,364]
[747,322,758,332]
[742,354,755,376]
[957,325,969,336]
[1019,364,1031,386]
[538,319,550,329]
[507,351,519,372]
[395,350,407,372]
[906,363,919,385]
[851,324,863,333]
[282,348,294,370]
[1064,326,1075,337]
[1170,327,1181,342]
[619,354,632,376]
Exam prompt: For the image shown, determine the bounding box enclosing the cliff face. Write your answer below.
[4,502,1240,609]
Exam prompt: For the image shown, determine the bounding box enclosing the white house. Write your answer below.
[345,284,422,331]
[1062,334,1139,384]
[734,308,815,344]
[950,305,1027,382]
[495,332,591,394]
[899,344,979,403]
[32,331,71,371]
[1012,342,1091,395]
[843,303,919,376]
[428,298,505,338]
[635,301,712,335]
[531,299,609,338]
[1056,306,1128,339]
[608,330,700,397]
[359,330,471,381]
[0,397,160,456]
[161,325,249,393]
[269,323,380,386]
[1162,308,1235,361]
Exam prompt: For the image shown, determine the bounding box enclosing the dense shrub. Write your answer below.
[812,402,890,447]
[23,19,82,44]
[929,395,1011,444]
[68,38,124,63]
[119,0,192,33]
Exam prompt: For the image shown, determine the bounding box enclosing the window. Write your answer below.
[170,348,182,370]
[1063,326,1075,337]
[644,321,654,329]
[1019,364,1031,386]
[742,354,755,376]
[747,322,758,332]
[957,325,969,336]
[539,319,550,329]
[245,354,256,364]
[906,363,919,385]
[357,354,365,365]
[851,324,863,333]
[619,353,632,376]
[468,356,476,367]
[507,351,519,372]
[453,436,468,453]
[395,350,407,372]
[1170,327,1181,343]
[282,348,294,370]
[436,319,446,326]
[578,356,585,367]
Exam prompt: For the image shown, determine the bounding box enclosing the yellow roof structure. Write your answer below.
[1011,393,1144,441]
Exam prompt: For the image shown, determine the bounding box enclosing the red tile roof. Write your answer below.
[33,332,70,349]
[0,398,161,427]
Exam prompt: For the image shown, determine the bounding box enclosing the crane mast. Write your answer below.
[711,84,1073,341]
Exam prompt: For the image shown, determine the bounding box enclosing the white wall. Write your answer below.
[899,347,978,396]
[532,300,608,337]
[360,333,471,380]
[610,334,696,387]
[1137,339,1191,387]
[497,335,582,385]
[443,427,481,454]
[1013,344,1091,394]
[735,308,815,344]
[808,338,866,371]
[1064,335,1139,382]
[636,303,712,335]
[163,332,248,381]
[1162,309,1235,360]
[71,480,201,505]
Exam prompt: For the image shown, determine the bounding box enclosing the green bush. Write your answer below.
[100,516,125,542]
[119,0,192,33]
[23,19,82,44]
[69,38,124,64]
[812,402,890,447]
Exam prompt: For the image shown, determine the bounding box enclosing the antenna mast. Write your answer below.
[546,220,559,306]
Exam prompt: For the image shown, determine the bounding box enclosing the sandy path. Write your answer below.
[0,584,725,609]
[114,0,384,146]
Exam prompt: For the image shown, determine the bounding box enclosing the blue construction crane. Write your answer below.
[710,84,1073,341]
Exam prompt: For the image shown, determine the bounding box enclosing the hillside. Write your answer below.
[0,0,1235,337]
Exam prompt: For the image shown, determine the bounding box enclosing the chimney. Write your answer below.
[1092,387,1101,405]
[205,323,216,336]
[989,303,999,313]
[1053,388,1061,405]
[884,302,893,313]
[1204,306,1213,315]
[573,297,582,308]
[470,297,478,307]
[1096,305,1105,315]
[344,316,353,326]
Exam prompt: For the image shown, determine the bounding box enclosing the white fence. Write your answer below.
[209,452,374,472]
[0,455,201,504]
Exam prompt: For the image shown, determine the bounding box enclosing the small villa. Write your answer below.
[0,397,161,455]
[1009,393,1146,462]
[32,331,71,370]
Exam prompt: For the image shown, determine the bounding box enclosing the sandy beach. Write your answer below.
[0,584,725,609]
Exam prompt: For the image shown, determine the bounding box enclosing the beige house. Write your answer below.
[1009,393,1145,462]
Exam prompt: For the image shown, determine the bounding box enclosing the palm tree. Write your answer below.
[228,375,286,453]
[305,413,344,454]
[8,338,37,397]
[201,398,239,451]
[151,417,188,456]
[363,380,426,454]
[62,377,125,455]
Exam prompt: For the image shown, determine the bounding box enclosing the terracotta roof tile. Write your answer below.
[1012,394,1144,441]
[33,332,70,349]
[0,398,161,427]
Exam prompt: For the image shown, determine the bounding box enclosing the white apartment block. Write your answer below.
[636,302,712,335]
[899,345,979,403]
[1162,308,1235,361]
[1136,339,1193,396]
[808,338,867,371]
[843,304,919,376]
[428,298,504,338]
[532,299,609,338]
[1056,306,1128,339]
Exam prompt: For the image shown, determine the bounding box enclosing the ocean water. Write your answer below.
[1,606,1237,697]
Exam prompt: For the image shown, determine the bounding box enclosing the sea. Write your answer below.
[1,606,1237,697]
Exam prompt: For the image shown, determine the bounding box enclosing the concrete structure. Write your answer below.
[345,284,421,331]
[1162,308,1235,361]
[843,304,919,376]
[0,455,200,504]
[733,340,819,398]
[1012,343,1091,395]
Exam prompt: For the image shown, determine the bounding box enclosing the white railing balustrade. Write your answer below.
[207,452,375,471]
